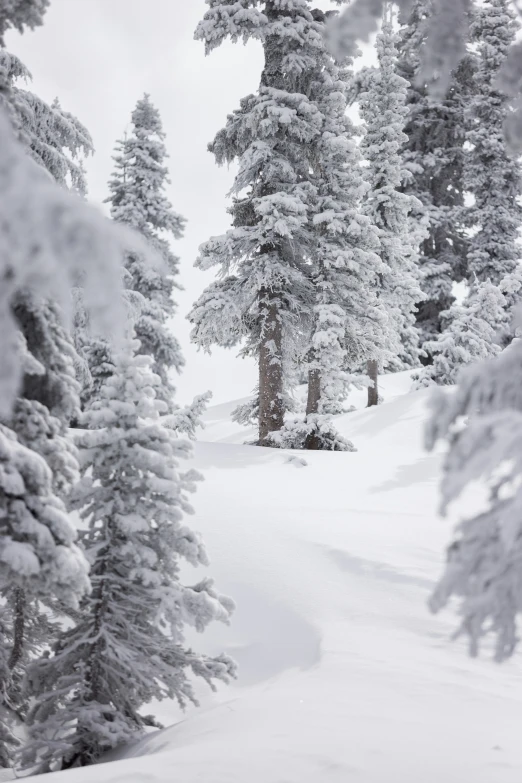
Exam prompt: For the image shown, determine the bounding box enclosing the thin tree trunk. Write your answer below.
[304,367,323,450]
[305,368,321,416]
[367,359,379,408]
[258,291,285,444]
[8,587,25,672]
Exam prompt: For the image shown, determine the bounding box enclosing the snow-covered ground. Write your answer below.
[33,373,522,782]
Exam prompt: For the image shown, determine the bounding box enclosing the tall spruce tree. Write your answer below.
[22,340,235,772]
[396,0,476,358]
[0,8,165,671]
[296,20,383,448]
[0,48,97,757]
[465,0,522,286]
[0,25,157,764]
[359,5,425,407]
[190,1,327,445]
[105,95,186,409]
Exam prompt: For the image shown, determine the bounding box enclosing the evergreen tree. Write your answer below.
[163,391,213,441]
[0,22,161,762]
[22,340,235,772]
[231,387,261,430]
[0,50,96,741]
[465,0,522,286]
[359,5,425,407]
[0,0,49,44]
[426,319,522,660]
[0,50,93,192]
[190,1,325,444]
[331,0,472,99]
[106,94,186,408]
[396,0,476,356]
[330,0,522,155]
[415,281,507,387]
[296,30,383,447]
[0,419,90,766]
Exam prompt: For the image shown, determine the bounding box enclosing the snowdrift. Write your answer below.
[32,373,522,783]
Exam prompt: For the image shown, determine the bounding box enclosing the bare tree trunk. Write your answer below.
[258,291,285,444]
[8,587,25,672]
[367,359,379,408]
[304,367,323,450]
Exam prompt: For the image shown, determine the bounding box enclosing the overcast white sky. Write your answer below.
[5,0,357,406]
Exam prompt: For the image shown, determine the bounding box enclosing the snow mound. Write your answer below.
[33,373,522,783]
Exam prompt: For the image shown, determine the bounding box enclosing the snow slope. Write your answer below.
[33,373,522,783]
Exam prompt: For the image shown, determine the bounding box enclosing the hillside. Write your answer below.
[31,373,522,783]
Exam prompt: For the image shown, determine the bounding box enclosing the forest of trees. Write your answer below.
[1,0,522,774]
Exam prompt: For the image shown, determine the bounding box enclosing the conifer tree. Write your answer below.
[426,318,522,660]
[0,0,49,44]
[0,53,94,756]
[0,416,90,767]
[0,50,93,192]
[0,30,166,748]
[331,0,522,155]
[415,281,507,388]
[396,0,476,356]
[22,340,235,772]
[190,1,325,444]
[465,0,522,286]
[359,5,424,407]
[105,95,186,408]
[0,27,157,762]
[297,30,383,447]
[0,50,97,740]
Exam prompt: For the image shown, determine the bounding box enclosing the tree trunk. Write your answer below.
[304,368,323,450]
[305,368,321,416]
[367,359,379,408]
[258,291,285,444]
[8,587,25,672]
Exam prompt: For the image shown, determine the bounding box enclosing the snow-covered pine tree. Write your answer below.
[396,0,476,357]
[163,391,213,441]
[22,339,235,772]
[425,315,522,660]
[415,280,507,388]
[331,0,472,100]
[0,0,49,44]
[190,0,326,445]
[465,0,522,286]
[105,94,186,409]
[296,19,383,447]
[359,4,425,407]
[0,18,161,761]
[0,50,93,192]
[0,321,82,765]
[330,0,522,155]
[0,51,96,738]
[0,414,90,767]
[2,219,86,758]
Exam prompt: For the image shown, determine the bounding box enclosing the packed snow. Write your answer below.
[29,372,522,783]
